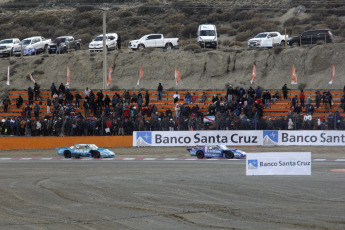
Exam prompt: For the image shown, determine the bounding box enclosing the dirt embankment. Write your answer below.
[1,43,344,98]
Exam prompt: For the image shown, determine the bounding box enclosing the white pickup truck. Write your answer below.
[0,38,21,56]
[13,36,51,56]
[248,32,288,48]
[128,34,179,50]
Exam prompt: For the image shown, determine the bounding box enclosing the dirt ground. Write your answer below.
[1,146,344,159]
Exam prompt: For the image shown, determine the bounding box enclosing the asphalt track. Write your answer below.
[0,159,344,230]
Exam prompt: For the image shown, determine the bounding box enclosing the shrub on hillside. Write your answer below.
[283,18,300,27]
[184,44,201,51]
[227,28,237,36]
[119,10,132,18]
[166,13,185,24]
[108,18,122,31]
[229,41,246,47]
[233,10,254,21]
[181,23,198,39]
[162,24,182,37]
[298,83,306,91]
[238,19,263,32]
[222,39,231,47]
[137,4,165,15]
[274,46,283,55]
[32,13,58,26]
[79,33,92,45]
[76,5,94,12]
[217,26,228,35]
[231,22,241,29]
[235,32,249,42]
[76,19,90,29]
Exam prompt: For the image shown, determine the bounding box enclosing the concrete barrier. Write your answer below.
[0,136,133,149]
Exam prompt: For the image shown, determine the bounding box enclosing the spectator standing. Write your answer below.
[145,90,150,106]
[255,86,262,99]
[83,99,89,117]
[3,97,10,112]
[16,96,23,108]
[306,94,312,109]
[117,34,121,50]
[282,84,290,100]
[59,83,65,94]
[262,90,271,108]
[50,83,56,98]
[34,103,40,119]
[34,82,42,101]
[47,98,51,115]
[315,91,321,109]
[56,38,61,54]
[157,83,163,100]
[75,92,82,108]
[299,90,305,108]
[28,87,34,105]
[84,87,91,102]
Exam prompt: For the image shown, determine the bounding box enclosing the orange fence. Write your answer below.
[0,136,133,150]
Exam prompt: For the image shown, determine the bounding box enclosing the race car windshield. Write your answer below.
[89,144,98,148]
[200,30,216,36]
[219,145,229,150]
[254,33,268,38]
[0,39,13,44]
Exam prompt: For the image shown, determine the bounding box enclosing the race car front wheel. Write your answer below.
[225,151,234,159]
[196,151,204,159]
[64,150,71,158]
[92,151,101,159]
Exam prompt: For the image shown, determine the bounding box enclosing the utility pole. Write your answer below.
[100,6,110,90]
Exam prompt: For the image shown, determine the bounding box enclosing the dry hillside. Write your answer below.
[1,0,345,100]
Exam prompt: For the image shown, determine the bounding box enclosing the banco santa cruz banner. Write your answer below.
[133,130,345,147]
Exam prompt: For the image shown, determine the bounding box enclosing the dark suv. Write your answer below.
[287,29,333,46]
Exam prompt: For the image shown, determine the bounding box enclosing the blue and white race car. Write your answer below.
[55,144,115,158]
[187,145,246,159]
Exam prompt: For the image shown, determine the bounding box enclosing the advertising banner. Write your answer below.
[23,48,35,55]
[133,131,262,147]
[133,130,345,147]
[246,152,311,176]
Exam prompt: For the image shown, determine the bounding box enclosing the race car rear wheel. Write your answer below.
[225,151,234,159]
[196,151,204,159]
[64,150,71,158]
[92,150,101,159]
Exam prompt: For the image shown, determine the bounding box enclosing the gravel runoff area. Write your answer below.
[0,146,344,229]
[1,146,345,159]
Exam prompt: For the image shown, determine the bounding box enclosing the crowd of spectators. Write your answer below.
[1,83,345,136]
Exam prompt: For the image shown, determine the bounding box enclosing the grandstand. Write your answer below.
[1,89,344,119]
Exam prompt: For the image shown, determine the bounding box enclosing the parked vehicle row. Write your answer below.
[0,27,334,57]
[248,29,333,48]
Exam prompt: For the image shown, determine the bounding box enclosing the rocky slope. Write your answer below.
[1,43,344,98]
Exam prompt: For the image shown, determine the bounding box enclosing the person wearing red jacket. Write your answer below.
[299,90,305,108]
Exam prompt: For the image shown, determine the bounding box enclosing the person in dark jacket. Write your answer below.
[282,83,290,100]
[117,34,121,50]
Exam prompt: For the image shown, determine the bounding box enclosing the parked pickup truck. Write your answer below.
[0,38,21,56]
[48,36,81,54]
[13,36,51,56]
[128,34,179,50]
[248,32,288,48]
